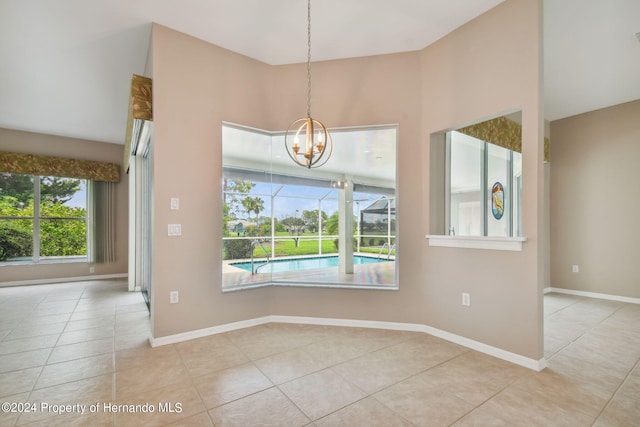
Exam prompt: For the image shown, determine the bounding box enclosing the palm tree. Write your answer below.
[242,196,264,221]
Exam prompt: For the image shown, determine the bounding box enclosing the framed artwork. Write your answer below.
[492,181,504,220]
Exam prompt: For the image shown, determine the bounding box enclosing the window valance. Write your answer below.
[0,150,120,182]
[124,74,153,172]
[457,116,550,162]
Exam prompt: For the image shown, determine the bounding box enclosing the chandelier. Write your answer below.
[284,0,332,169]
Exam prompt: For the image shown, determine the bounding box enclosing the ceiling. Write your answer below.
[0,0,638,146]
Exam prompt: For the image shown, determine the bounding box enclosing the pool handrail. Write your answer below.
[377,242,395,260]
[251,239,270,274]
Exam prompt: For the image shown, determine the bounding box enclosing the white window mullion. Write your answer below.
[444,132,452,235]
[481,142,488,237]
[507,151,514,237]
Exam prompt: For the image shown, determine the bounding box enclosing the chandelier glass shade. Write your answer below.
[284,0,332,169]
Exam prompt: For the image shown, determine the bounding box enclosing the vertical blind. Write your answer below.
[87,181,116,264]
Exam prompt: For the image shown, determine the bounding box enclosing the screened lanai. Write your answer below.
[221,123,397,291]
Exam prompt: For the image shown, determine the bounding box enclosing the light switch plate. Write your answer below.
[170,198,179,210]
[462,292,471,306]
[170,291,179,304]
[168,224,182,236]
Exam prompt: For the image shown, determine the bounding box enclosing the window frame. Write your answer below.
[445,131,521,238]
[0,173,88,264]
[221,123,398,291]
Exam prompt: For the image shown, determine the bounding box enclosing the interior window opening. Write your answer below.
[221,123,397,291]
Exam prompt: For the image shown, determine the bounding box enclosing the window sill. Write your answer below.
[222,281,399,293]
[425,235,527,251]
[0,257,88,267]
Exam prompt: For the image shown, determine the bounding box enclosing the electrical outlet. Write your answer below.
[170,291,179,304]
[89,266,95,274]
[462,292,471,306]
[572,265,579,273]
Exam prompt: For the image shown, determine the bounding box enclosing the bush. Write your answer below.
[333,238,357,251]
[223,239,252,260]
[0,224,32,261]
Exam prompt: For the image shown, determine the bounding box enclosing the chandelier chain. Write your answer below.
[283,0,331,169]
[306,0,312,118]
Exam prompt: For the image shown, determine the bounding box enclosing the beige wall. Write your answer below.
[150,26,273,338]
[0,128,128,283]
[550,99,640,298]
[150,0,544,360]
[419,0,544,359]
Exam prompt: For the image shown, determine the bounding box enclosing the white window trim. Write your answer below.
[0,175,88,264]
[425,235,527,251]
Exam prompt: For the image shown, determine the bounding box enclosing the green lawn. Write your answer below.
[225,233,395,260]
[254,238,338,257]
[254,239,395,258]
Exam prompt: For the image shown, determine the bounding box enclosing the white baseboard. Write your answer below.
[149,315,546,372]
[0,273,128,288]
[149,316,272,347]
[420,324,546,371]
[546,286,640,305]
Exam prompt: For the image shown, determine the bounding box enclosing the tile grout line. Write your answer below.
[591,357,640,425]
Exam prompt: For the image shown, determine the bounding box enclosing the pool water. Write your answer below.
[231,255,391,273]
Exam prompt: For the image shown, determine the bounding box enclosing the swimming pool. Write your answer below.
[231,255,391,273]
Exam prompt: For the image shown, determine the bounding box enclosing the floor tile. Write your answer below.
[114,382,206,426]
[20,313,72,326]
[267,323,341,347]
[334,335,468,394]
[114,332,150,351]
[57,326,115,346]
[35,353,114,389]
[47,337,114,364]
[20,410,113,426]
[0,367,41,397]
[593,394,640,427]
[559,332,640,373]
[194,362,273,409]
[0,283,637,426]
[224,325,296,360]
[0,348,51,373]
[4,322,67,341]
[303,334,387,367]
[0,392,31,426]
[409,350,531,407]
[64,316,115,333]
[373,372,475,426]
[454,386,595,426]
[165,411,214,426]
[115,357,191,396]
[511,353,626,418]
[17,374,114,425]
[254,347,327,384]
[0,334,59,355]
[176,334,249,377]
[315,396,413,426]
[279,368,367,420]
[115,344,181,372]
[209,387,309,427]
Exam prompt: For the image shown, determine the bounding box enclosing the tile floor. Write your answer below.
[0,280,638,426]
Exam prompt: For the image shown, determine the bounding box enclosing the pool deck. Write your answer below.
[222,253,396,291]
